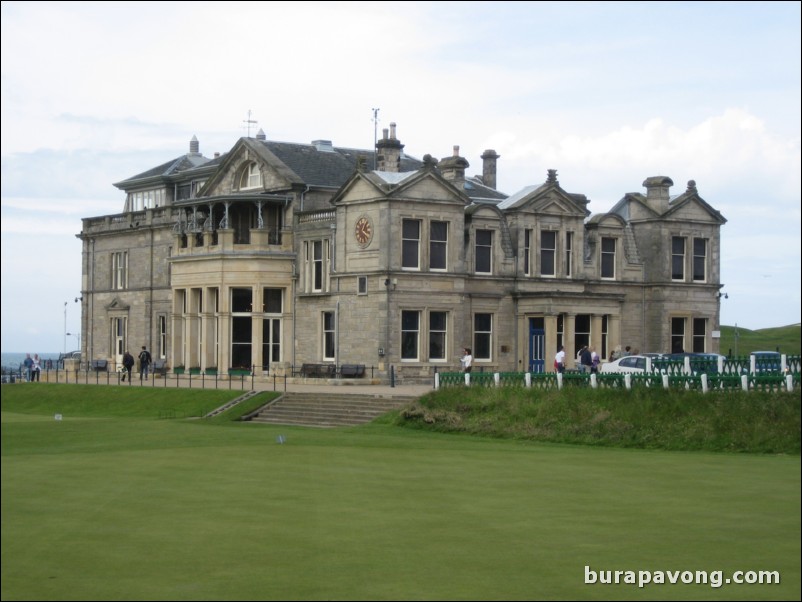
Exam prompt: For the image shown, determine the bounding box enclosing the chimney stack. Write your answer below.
[376,122,404,172]
[481,149,500,189]
[642,176,673,214]
[439,145,469,183]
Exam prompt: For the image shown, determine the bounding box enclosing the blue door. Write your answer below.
[529,320,545,373]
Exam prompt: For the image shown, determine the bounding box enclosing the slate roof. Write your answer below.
[114,153,212,188]
[113,136,510,203]
[261,141,423,189]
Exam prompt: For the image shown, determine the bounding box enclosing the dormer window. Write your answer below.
[239,163,262,190]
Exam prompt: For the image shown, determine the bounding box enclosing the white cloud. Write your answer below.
[2,1,799,350]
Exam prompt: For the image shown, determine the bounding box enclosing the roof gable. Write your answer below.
[499,171,589,217]
[332,167,470,206]
[664,189,727,224]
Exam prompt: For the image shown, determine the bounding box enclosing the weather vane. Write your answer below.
[372,107,380,170]
[242,110,258,137]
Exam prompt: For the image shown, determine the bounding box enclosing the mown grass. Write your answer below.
[2,384,800,601]
[393,387,801,454]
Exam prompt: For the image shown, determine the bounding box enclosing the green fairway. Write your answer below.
[2,385,800,601]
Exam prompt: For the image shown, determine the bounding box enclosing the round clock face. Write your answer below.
[354,216,373,247]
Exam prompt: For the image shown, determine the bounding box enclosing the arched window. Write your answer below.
[238,163,262,190]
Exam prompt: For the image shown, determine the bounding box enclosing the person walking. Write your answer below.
[590,347,600,374]
[121,350,134,382]
[138,346,152,380]
[23,354,33,382]
[31,354,42,382]
[460,347,473,373]
[554,345,566,374]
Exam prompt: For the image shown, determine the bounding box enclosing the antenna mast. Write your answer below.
[242,109,258,137]
[371,107,380,170]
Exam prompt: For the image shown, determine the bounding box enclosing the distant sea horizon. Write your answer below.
[2,352,62,369]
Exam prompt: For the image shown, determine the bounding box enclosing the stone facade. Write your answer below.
[76,125,726,381]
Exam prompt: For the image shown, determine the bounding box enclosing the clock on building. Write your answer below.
[354,216,373,247]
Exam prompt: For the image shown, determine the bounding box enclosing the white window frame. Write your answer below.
[401,310,420,361]
[428,311,448,362]
[600,237,616,280]
[112,251,128,290]
[473,313,493,361]
[475,230,493,274]
[429,221,448,271]
[672,236,686,281]
[402,219,421,270]
[540,230,556,277]
[322,311,335,361]
[693,238,707,282]
[524,229,532,276]
[239,163,262,190]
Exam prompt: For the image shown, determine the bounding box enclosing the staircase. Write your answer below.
[204,390,261,418]
[248,391,419,427]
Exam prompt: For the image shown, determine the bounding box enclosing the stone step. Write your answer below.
[249,392,418,427]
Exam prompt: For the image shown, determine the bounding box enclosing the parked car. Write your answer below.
[600,355,651,374]
[750,351,784,374]
[663,352,722,374]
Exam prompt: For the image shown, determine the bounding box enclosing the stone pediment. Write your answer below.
[333,168,469,206]
[501,178,589,217]
[664,192,727,224]
[105,297,130,312]
[198,138,299,197]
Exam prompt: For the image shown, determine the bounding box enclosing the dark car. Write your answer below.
[664,352,723,374]
[751,351,784,374]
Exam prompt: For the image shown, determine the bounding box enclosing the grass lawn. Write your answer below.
[1,385,800,601]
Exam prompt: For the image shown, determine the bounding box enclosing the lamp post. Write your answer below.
[64,301,68,355]
[66,333,81,349]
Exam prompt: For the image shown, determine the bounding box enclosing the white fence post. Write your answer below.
[684,356,691,375]
[625,373,631,390]
[465,373,471,386]
[786,374,794,392]
[590,373,598,389]
[750,355,756,375]
[741,374,749,391]
[434,372,440,390]
[494,372,500,387]
[662,374,670,389]
[525,372,531,388]
[701,373,708,393]
[557,373,563,389]
[781,354,788,374]
[717,356,724,374]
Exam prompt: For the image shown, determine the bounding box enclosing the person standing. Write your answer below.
[122,350,134,382]
[31,354,42,382]
[554,345,566,374]
[138,346,152,380]
[460,347,473,373]
[579,346,592,373]
[590,347,601,374]
[23,354,33,382]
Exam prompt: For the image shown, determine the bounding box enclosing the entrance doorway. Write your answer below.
[529,317,545,373]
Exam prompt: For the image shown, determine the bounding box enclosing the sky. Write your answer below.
[1,0,800,354]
